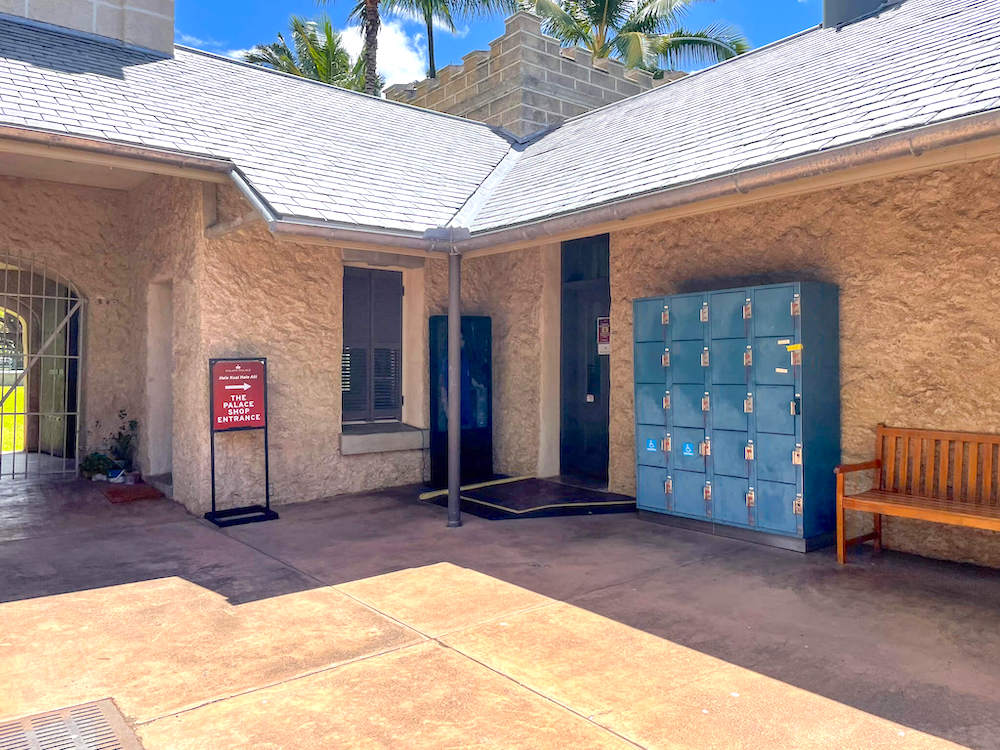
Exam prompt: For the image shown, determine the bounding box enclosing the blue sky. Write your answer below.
[175,0,824,87]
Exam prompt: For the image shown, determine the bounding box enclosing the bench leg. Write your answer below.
[873,513,882,553]
[836,495,846,565]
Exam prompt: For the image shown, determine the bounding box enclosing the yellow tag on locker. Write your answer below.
[662,391,671,410]
[744,442,755,461]
[661,306,669,325]
[743,347,752,367]
[701,348,710,367]
[701,393,710,412]
[700,303,709,323]
[661,348,670,367]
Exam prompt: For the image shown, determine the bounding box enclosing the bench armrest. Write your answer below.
[834,459,881,475]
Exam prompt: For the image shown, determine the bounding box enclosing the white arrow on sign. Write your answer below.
[224,383,252,391]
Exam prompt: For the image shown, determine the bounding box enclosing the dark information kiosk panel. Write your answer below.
[429,315,493,488]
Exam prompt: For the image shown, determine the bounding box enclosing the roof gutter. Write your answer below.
[454,109,1000,253]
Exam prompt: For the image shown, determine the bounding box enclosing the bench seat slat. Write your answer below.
[843,490,1000,531]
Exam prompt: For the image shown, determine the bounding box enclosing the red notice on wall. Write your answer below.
[211,359,266,432]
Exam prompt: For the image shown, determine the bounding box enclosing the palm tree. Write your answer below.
[245,16,381,93]
[319,0,381,96]
[523,0,748,72]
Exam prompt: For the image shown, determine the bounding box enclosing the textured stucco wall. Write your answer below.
[607,157,1000,566]
[0,176,139,456]
[427,248,544,477]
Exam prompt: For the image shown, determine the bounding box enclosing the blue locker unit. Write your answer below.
[633,282,840,551]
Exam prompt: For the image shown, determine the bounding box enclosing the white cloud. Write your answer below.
[384,7,470,37]
[226,48,253,60]
[341,20,428,86]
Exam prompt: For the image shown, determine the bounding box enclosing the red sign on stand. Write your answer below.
[211,359,267,432]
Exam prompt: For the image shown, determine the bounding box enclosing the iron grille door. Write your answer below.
[342,267,402,422]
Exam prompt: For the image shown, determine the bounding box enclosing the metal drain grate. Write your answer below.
[0,699,142,750]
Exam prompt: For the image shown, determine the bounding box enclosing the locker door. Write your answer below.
[757,480,800,535]
[755,385,797,435]
[711,339,751,385]
[712,429,750,478]
[756,433,800,484]
[711,385,749,431]
[635,342,667,383]
[673,469,708,518]
[669,340,705,384]
[753,285,797,338]
[634,298,667,343]
[714,474,751,527]
[669,294,706,341]
[710,289,748,339]
[672,384,707,428]
[637,465,668,512]
[636,424,667,468]
[636,383,667,425]
[753,338,797,386]
[671,426,707,473]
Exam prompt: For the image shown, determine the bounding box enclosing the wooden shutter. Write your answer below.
[342,267,402,422]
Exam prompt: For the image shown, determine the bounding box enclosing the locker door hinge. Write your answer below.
[744,393,754,413]
[699,437,711,456]
[743,347,752,367]
[701,392,710,412]
[791,444,803,465]
[701,348,710,367]
[700,302,709,322]
[661,305,669,325]
[745,488,755,507]
[661,348,670,368]
[793,494,804,515]
[744,441,755,461]
[664,476,672,495]
[662,391,671,410]
[742,299,752,319]
[790,294,801,317]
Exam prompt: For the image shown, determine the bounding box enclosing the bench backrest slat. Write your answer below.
[876,425,1000,505]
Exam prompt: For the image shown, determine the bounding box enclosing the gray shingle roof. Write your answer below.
[1,0,999,238]
[469,0,1000,231]
[0,17,513,233]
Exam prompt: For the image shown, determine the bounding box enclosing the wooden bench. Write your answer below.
[836,424,1000,564]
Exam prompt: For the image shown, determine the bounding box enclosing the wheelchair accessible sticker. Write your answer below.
[646,438,658,452]
[682,442,696,457]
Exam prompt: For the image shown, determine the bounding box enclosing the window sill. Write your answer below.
[340,423,429,455]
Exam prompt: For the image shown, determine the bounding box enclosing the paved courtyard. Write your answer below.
[2,480,999,748]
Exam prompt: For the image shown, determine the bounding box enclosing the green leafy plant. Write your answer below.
[108,409,139,473]
[80,452,116,477]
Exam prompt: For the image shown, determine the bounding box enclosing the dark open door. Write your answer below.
[560,235,611,483]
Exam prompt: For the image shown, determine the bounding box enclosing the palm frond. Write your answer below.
[654,22,748,68]
[528,0,594,47]
[609,29,656,67]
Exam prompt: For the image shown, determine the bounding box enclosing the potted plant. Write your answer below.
[80,451,115,481]
[108,410,139,483]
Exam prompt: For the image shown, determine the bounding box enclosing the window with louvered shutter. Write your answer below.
[342,267,402,422]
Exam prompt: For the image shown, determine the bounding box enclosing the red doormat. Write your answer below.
[103,483,164,504]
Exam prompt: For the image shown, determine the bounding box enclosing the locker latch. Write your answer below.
[745,488,755,507]
[661,305,669,325]
[744,393,754,413]
[700,302,709,323]
[701,393,710,412]
[743,347,752,367]
[744,441,755,461]
[662,391,671,410]
[701,348,710,367]
[662,435,672,453]
[699,437,711,456]
[742,299,752,319]
[789,396,801,416]
[790,294,801,317]
[788,344,802,367]
[703,482,712,501]
[661,348,670,367]
[793,494,804,515]
[791,444,803,465]
[664,476,672,495]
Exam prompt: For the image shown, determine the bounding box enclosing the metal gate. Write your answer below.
[0,251,83,479]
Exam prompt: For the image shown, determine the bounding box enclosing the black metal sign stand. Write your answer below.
[205,357,278,528]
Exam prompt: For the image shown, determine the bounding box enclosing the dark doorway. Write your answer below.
[560,234,611,484]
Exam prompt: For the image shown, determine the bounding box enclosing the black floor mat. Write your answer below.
[422,478,635,520]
